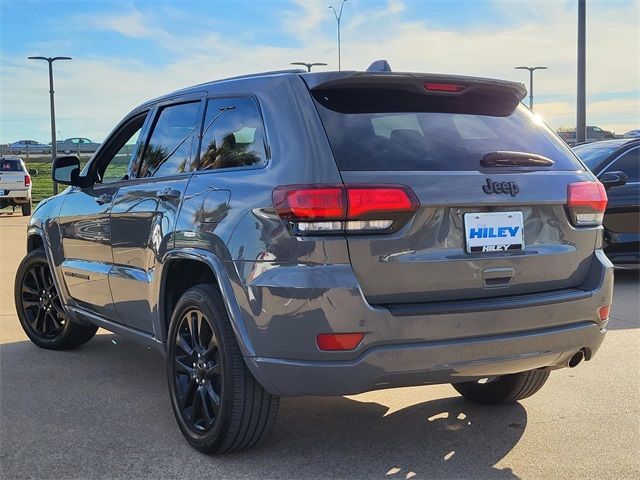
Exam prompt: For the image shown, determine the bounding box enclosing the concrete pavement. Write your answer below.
[1,213,639,479]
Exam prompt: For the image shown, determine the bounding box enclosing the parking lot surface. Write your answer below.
[1,213,638,479]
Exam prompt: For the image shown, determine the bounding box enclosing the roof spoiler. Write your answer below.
[305,71,527,116]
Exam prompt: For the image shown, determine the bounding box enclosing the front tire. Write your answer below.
[452,369,550,405]
[167,284,279,453]
[14,249,98,349]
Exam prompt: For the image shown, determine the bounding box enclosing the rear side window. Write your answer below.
[198,97,267,171]
[1,159,21,171]
[138,102,200,178]
[313,89,582,171]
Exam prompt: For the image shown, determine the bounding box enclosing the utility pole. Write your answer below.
[577,0,586,143]
[28,56,72,195]
[514,66,548,110]
[329,0,348,70]
[290,62,328,72]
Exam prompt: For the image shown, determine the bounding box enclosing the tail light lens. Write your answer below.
[24,175,31,187]
[273,184,418,234]
[567,181,607,226]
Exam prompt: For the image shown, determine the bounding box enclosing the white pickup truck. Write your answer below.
[0,156,32,216]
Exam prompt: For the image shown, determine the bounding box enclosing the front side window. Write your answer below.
[95,114,148,184]
[138,102,200,178]
[198,97,267,171]
[606,147,639,182]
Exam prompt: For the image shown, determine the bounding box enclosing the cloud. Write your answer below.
[1,0,638,142]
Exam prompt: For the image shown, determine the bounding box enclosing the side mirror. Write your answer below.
[52,155,81,186]
[599,171,628,189]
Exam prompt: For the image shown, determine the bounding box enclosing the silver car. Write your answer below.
[7,140,51,154]
[56,137,101,154]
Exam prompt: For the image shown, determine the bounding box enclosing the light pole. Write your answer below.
[328,0,347,71]
[28,56,72,195]
[290,62,328,72]
[577,0,586,143]
[514,66,547,111]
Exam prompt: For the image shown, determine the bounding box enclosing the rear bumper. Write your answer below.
[0,190,30,202]
[248,321,605,396]
[237,250,613,396]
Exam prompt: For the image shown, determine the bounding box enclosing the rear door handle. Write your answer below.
[95,193,112,205]
[157,188,181,200]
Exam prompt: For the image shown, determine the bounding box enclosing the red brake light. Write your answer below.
[317,333,364,351]
[273,186,345,220]
[347,187,418,217]
[24,175,31,186]
[567,181,607,226]
[424,82,467,93]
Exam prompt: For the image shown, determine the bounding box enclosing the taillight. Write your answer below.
[24,175,31,187]
[273,184,418,234]
[424,82,467,93]
[567,181,607,226]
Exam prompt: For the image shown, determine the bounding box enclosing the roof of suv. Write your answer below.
[140,68,527,110]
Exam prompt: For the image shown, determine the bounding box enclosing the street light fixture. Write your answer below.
[28,56,72,195]
[290,62,328,72]
[328,0,348,71]
[514,66,547,111]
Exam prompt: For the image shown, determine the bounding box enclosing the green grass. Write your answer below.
[24,156,90,204]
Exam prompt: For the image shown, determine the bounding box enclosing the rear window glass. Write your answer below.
[1,160,21,171]
[313,90,582,172]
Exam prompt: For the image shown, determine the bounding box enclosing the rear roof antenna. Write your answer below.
[366,60,392,72]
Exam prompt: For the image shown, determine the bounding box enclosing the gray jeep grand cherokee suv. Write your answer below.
[15,66,613,454]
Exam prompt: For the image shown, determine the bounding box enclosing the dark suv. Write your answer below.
[15,65,613,453]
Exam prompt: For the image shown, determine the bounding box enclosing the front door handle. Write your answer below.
[95,193,112,205]
[157,188,180,200]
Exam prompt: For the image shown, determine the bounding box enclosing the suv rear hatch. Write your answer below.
[305,73,602,305]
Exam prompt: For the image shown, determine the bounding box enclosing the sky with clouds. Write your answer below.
[1,0,638,143]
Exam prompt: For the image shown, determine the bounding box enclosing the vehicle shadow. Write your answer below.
[0,334,525,479]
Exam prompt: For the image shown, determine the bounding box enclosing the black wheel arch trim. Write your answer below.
[159,248,256,358]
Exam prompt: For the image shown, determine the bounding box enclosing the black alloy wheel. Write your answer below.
[172,307,223,433]
[20,261,66,338]
[14,248,98,349]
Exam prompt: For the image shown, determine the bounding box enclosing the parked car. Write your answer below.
[557,126,616,145]
[624,129,640,138]
[7,140,51,154]
[0,156,32,215]
[56,137,101,154]
[573,138,639,268]
[15,65,613,454]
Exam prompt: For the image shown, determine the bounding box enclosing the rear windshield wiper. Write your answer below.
[480,151,555,167]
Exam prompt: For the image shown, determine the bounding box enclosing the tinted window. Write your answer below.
[607,147,640,182]
[198,97,266,170]
[1,159,21,171]
[313,92,582,171]
[138,102,200,178]
[573,142,624,170]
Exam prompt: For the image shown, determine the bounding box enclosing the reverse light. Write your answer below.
[24,175,31,187]
[317,333,364,351]
[424,82,467,93]
[273,184,418,235]
[567,181,607,226]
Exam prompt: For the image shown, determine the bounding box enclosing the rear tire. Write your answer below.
[452,369,550,404]
[14,248,98,350]
[167,284,279,453]
[22,201,32,216]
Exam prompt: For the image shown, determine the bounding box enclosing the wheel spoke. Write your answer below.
[175,356,194,376]
[188,311,201,349]
[22,283,38,295]
[205,383,221,414]
[176,333,193,356]
[205,362,221,378]
[22,300,39,309]
[28,269,41,290]
[191,385,203,426]
[180,381,197,410]
[199,388,214,426]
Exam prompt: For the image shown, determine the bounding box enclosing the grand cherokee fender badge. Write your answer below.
[482,178,519,196]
